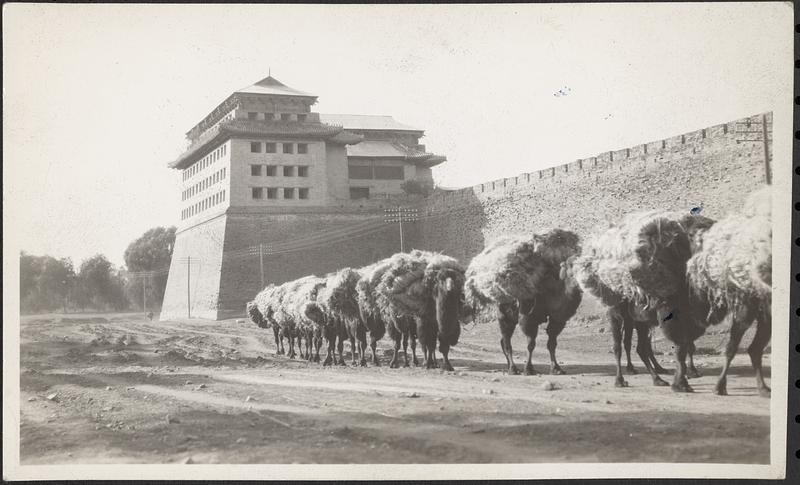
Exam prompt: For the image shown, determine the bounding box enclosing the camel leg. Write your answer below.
[389,330,401,368]
[686,341,701,378]
[409,325,419,367]
[646,333,670,374]
[349,333,358,366]
[323,327,335,366]
[336,329,347,366]
[715,306,753,396]
[314,328,322,363]
[546,319,567,375]
[370,332,381,366]
[748,305,771,397]
[287,334,296,359]
[518,315,540,376]
[279,329,286,355]
[610,307,628,387]
[402,331,411,367]
[357,327,368,367]
[623,317,636,374]
[636,324,668,386]
[272,326,283,355]
[498,306,520,375]
[438,334,455,372]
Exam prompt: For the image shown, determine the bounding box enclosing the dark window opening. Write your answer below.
[250,142,261,153]
[297,166,309,177]
[348,164,373,180]
[250,165,262,176]
[282,143,294,154]
[267,188,278,199]
[283,188,295,199]
[297,114,307,122]
[298,188,309,199]
[281,113,291,121]
[252,187,263,199]
[264,112,273,120]
[297,143,308,154]
[265,142,276,153]
[248,112,257,120]
[374,166,405,180]
[266,165,277,176]
[350,187,370,200]
[283,166,295,177]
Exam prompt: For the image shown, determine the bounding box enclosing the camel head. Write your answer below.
[246,301,270,329]
[303,301,327,327]
[432,267,465,336]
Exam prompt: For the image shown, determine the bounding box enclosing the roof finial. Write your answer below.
[269,67,271,77]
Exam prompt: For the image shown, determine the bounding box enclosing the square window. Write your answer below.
[297,114,307,122]
[283,188,295,199]
[264,112,273,120]
[349,187,370,200]
[248,112,257,120]
[298,188,309,200]
[252,187,263,199]
[281,113,291,121]
[374,166,405,180]
[250,142,261,153]
[348,164,373,180]
[298,166,309,177]
[283,166,295,177]
[265,142,276,153]
[282,143,293,154]
[266,165,277,176]
[267,188,278,199]
[251,165,262,176]
[297,143,308,154]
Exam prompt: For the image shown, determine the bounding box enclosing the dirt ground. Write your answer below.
[18,305,770,465]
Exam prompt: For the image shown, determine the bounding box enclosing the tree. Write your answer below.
[400,178,435,197]
[123,226,176,310]
[19,252,75,313]
[76,254,129,311]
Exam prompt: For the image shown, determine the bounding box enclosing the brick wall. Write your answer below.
[417,113,772,263]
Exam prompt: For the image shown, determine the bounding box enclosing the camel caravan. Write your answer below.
[247,186,772,397]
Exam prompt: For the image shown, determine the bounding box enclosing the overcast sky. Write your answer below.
[4,3,791,267]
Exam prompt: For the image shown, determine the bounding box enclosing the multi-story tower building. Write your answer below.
[161,76,446,320]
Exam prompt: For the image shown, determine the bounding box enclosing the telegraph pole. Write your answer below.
[735,116,772,185]
[384,207,418,252]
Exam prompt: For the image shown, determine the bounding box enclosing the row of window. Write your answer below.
[250,164,309,177]
[181,190,226,220]
[183,168,227,201]
[184,144,226,181]
[250,141,308,154]
[247,112,308,122]
[347,164,405,180]
[251,187,310,200]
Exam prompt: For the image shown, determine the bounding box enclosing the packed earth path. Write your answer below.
[19,310,770,464]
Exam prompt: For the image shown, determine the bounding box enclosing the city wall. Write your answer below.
[416,113,772,262]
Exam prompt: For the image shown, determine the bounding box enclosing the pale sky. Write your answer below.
[3,3,791,267]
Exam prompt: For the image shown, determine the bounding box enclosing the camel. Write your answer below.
[497,259,582,375]
[466,229,582,376]
[663,195,771,396]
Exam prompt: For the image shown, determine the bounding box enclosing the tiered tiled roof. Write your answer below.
[319,114,423,133]
[236,76,316,99]
[169,119,362,169]
[345,140,446,167]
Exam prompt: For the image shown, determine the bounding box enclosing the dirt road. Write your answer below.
[19,310,770,464]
